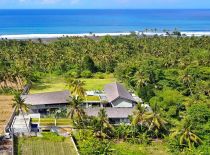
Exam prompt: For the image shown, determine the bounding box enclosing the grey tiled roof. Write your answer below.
[84,107,134,118]
[104,82,136,103]
[21,91,71,105]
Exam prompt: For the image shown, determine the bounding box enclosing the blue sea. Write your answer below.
[0,9,210,34]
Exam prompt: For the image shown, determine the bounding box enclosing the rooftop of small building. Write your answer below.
[104,82,136,103]
[84,107,135,118]
[21,90,71,105]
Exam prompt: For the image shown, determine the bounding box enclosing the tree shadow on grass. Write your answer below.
[31,83,50,92]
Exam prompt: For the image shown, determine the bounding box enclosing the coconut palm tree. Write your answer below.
[67,96,85,123]
[115,123,129,140]
[67,79,86,98]
[182,74,193,96]
[132,103,147,127]
[143,104,167,138]
[134,71,149,88]
[144,111,167,130]
[12,92,30,133]
[171,118,202,148]
[94,108,113,139]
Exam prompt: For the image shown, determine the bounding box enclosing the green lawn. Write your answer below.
[80,78,116,90]
[16,133,77,155]
[31,118,73,126]
[85,95,100,102]
[30,74,116,94]
[112,141,171,155]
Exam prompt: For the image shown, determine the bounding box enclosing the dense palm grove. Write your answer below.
[1,35,210,154]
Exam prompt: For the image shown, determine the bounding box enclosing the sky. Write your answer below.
[0,0,210,9]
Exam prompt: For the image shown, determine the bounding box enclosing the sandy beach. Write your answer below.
[1,32,210,40]
[0,32,131,40]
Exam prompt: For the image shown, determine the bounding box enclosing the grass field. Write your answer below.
[81,78,116,90]
[16,133,77,155]
[31,118,73,126]
[112,141,171,155]
[0,95,14,135]
[30,74,116,94]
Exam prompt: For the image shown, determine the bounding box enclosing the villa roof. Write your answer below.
[84,107,134,118]
[104,82,136,103]
[21,91,71,105]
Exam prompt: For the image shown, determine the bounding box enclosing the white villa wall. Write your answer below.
[112,98,133,108]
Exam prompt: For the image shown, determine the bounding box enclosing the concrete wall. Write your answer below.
[5,108,16,133]
[112,98,133,108]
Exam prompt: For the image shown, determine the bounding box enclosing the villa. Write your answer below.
[21,82,142,124]
[84,82,141,124]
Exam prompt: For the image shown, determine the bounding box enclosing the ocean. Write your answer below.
[0,9,210,35]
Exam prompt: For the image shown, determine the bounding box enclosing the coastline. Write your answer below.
[0,32,131,40]
[1,32,210,40]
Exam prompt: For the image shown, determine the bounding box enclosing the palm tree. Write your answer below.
[171,118,202,148]
[115,123,129,140]
[144,111,167,130]
[12,92,30,133]
[95,142,115,154]
[134,71,149,88]
[132,103,147,127]
[94,108,113,139]
[66,79,86,98]
[143,104,167,138]
[67,96,85,124]
[182,74,194,96]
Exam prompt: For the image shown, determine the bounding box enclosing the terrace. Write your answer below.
[31,118,73,127]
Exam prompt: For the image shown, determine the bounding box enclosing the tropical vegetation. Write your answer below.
[1,34,210,154]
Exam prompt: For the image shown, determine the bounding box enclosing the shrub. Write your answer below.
[187,103,210,125]
[66,69,81,78]
[94,72,105,79]
[74,130,114,155]
[81,70,93,78]
[165,136,181,154]
[29,71,43,82]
